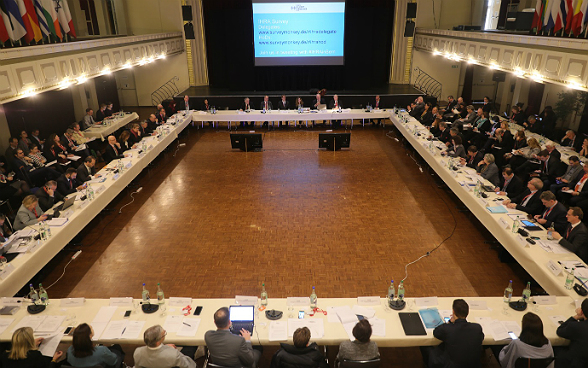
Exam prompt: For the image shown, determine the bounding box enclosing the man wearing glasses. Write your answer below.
[134,325,197,368]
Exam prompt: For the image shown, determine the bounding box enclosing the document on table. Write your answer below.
[333,306,359,324]
[342,321,356,341]
[163,315,184,333]
[38,333,61,357]
[121,321,145,339]
[101,320,128,339]
[288,318,325,338]
[12,315,45,332]
[46,218,68,227]
[538,240,572,254]
[369,318,386,337]
[269,321,288,341]
[559,260,588,278]
[93,306,117,323]
[351,305,376,319]
[0,318,14,335]
[177,317,201,337]
[326,307,340,323]
[549,315,566,327]
[476,317,520,341]
[36,316,66,333]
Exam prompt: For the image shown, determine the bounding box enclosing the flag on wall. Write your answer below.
[0,5,9,42]
[55,0,74,37]
[39,0,60,39]
[1,0,27,41]
[565,0,575,33]
[554,0,565,32]
[533,0,544,30]
[582,0,588,33]
[17,0,42,42]
[32,0,49,36]
[572,0,585,35]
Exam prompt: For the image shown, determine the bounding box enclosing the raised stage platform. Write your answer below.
[175,84,426,111]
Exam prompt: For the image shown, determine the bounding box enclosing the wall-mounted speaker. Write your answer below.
[404,21,415,37]
[182,5,193,21]
[406,3,417,18]
[184,22,195,40]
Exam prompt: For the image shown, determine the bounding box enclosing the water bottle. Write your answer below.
[142,283,150,303]
[260,283,268,306]
[310,286,317,308]
[476,181,482,198]
[565,268,575,290]
[387,280,395,301]
[522,282,531,302]
[512,216,520,233]
[46,223,52,239]
[88,186,94,201]
[38,283,48,305]
[156,283,165,304]
[29,284,39,304]
[547,226,554,240]
[473,183,479,198]
[39,221,47,241]
[397,281,405,301]
[503,280,513,303]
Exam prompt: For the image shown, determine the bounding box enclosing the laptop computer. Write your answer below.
[317,103,327,111]
[229,305,254,335]
[51,194,76,216]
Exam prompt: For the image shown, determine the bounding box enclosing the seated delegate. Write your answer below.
[14,195,47,231]
[337,319,379,362]
[133,325,196,368]
[0,327,63,368]
[270,327,328,368]
[67,323,123,368]
[556,298,588,368]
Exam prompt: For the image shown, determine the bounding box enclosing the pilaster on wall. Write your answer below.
[183,0,209,86]
[390,0,411,84]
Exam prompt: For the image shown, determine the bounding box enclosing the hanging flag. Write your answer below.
[0,5,10,42]
[554,0,565,32]
[572,0,585,35]
[54,0,69,36]
[2,0,27,41]
[582,0,588,33]
[0,1,15,41]
[565,0,576,33]
[32,0,48,36]
[39,0,60,38]
[17,0,41,42]
[532,0,543,30]
[57,0,74,37]
[543,0,552,29]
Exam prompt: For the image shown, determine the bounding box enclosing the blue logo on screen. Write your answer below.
[290,4,307,11]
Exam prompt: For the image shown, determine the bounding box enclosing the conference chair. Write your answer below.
[204,350,244,368]
[513,357,554,368]
[337,358,381,368]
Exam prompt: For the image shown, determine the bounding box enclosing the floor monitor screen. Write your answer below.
[252,0,345,66]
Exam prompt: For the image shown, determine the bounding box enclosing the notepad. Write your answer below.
[487,205,508,213]
[418,309,444,329]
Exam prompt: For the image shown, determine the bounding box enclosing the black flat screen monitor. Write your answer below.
[231,133,263,152]
[318,133,350,151]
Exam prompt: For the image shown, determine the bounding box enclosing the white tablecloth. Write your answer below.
[83,113,140,141]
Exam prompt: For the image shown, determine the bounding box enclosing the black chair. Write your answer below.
[337,358,381,368]
[514,357,554,368]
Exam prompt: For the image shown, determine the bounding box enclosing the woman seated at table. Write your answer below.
[0,327,63,368]
[428,115,442,136]
[444,136,466,159]
[508,137,542,171]
[497,312,554,368]
[502,130,528,165]
[578,138,588,158]
[13,195,47,231]
[118,130,134,152]
[67,323,123,368]
[476,153,500,187]
[337,319,380,362]
[44,134,74,167]
[419,102,434,126]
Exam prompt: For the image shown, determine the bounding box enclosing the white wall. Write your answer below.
[412,49,462,100]
[132,53,190,106]
[124,0,184,35]
[416,0,482,29]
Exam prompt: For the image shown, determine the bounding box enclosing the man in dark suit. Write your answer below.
[204,307,261,368]
[156,108,167,124]
[496,167,524,199]
[460,145,484,169]
[128,123,142,146]
[312,93,324,110]
[146,114,159,132]
[277,95,290,128]
[4,137,19,172]
[13,149,58,187]
[328,94,343,129]
[35,180,64,211]
[76,156,100,183]
[556,298,588,368]
[62,129,89,158]
[178,95,191,111]
[421,299,484,368]
[562,164,588,212]
[561,130,581,151]
[551,156,583,195]
[444,95,457,115]
[30,129,44,150]
[57,168,83,196]
[552,207,588,264]
[95,103,107,122]
[260,95,273,129]
[503,178,544,216]
[104,135,124,163]
[240,97,254,128]
[435,121,451,144]
[534,191,568,234]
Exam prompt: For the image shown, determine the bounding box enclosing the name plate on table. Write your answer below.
[450,170,459,178]
[109,297,133,307]
[517,235,529,247]
[546,260,562,276]
[533,295,557,305]
[95,185,106,195]
[28,241,42,253]
[0,264,14,280]
[235,295,257,305]
[169,297,192,307]
[112,174,120,181]
[287,297,310,306]
[467,300,488,310]
[1,297,26,306]
[478,198,488,207]
[415,297,438,307]
[357,296,380,306]
[61,298,85,307]
[499,217,510,230]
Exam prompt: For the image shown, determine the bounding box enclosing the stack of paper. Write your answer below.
[476,317,521,341]
[269,321,288,341]
[91,306,117,340]
[288,319,325,339]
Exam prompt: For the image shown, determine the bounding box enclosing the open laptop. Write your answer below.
[229,305,254,335]
[51,194,76,215]
[317,103,327,111]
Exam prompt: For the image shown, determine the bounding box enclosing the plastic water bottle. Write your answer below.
[503,280,513,303]
[547,226,554,240]
[29,284,39,304]
[46,223,52,239]
[156,283,164,304]
[565,268,575,290]
[142,283,150,303]
[473,183,479,198]
[39,221,47,241]
[522,282,531,302]
[38,283,48,305]
[476,181,482,198]
[88,186,94,201]
[387,280,395,301]
[260,283,268,306]
[310,286,317,308]
[512,216,520,233]
[397,281,405,301]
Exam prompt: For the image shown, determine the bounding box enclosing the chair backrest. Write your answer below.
[338,358,381,368]
[514,357,554,368]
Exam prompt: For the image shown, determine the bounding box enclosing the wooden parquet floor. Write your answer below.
[43,125,526,300]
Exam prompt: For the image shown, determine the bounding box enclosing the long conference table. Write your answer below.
[0,296,577,347]
[191,109,390,129]
[389,110,588,300]
[0,112,193,297]
[83,112,140,141]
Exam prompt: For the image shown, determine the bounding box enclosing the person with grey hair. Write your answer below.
[476,153,500,187]
[503,178,544,216]
[133,325,196,368]
[561,130,579,150]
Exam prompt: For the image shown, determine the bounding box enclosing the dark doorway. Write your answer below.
[95,75,120,112]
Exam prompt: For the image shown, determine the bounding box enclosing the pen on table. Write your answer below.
[121,327,126,335]
[182,322,192,327]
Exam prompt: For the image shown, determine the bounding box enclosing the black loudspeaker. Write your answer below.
[404,21,415,37]
[492,72,506,82]
[406,3,417,18]
[182,5,193,21]
[184,22,195,39]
